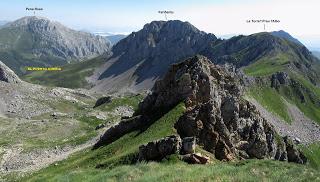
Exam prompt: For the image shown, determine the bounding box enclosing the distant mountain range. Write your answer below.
[26,20,319,91]
[89,21,319,92]
[0,16,111,75]
[106,34,127,45]
[92,31,127,45]
[0,20,9,27]
[22,20,320,123]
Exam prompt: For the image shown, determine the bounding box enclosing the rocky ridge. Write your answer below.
[5,16,111,60]
[95,55,307,164]
[92,20,217,92]
[0,16,111,75]
[0,61,21,83]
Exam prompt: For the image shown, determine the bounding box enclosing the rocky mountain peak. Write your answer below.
[142,20,202,35]
[0,16,111,73]
[0,61,21,83]
[6,16,64,33]
[136,55,240,114]
[97,20,217,92]
[135,55,306,163]
[8,16,50,26]
[96,55,307,164]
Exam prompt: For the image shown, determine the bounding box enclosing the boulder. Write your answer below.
[181,153,210,164]
[283,136,307,164]
[181,137,196,154]
[138,135,181,161]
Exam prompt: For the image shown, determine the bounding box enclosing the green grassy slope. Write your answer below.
[300,143,320,170]
[22,56,106,89]
[247,75,320,124]
[244,52,291,77]
[243,36,320,123]
[24,160,320,182]
[18,102,320,182]
[22,103,186,181]
[247,87,292,123]
[0,27,67,75]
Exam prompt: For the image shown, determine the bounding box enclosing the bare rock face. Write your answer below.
[0,61,21,83]
[137,55,306,163]
[95,55,306,164]
[138,135,181,161]
[96,20,217,92]
[181,137,196,154]
[7,16,111,60]
[271,72,290,89]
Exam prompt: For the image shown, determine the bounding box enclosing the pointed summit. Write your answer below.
[95,20,217,92]
[270,30,303,45]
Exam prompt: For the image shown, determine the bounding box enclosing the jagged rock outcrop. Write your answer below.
[138,135,181,161]
[0,61,21,83]
[136,55,306,163]
[95,55,306,164]
[271,72,290,89]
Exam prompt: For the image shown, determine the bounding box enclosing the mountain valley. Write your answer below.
[0,16,319,182]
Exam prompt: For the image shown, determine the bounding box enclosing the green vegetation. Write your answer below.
[244,52,290,76]
[0,27,67,75]
[247,86,292,123]
[0,98,101,151]
[300,143,320,169]
[23,103,186,181]
[17,102,320,182]
[244,48,320,123]
[22,56,106,89]
[0,94,143,153]
[248,79,320,124]
[95,94,145,112]
[21,160,320,182]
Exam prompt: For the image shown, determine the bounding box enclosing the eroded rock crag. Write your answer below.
[136,55,306,163]
[95,55,306,164]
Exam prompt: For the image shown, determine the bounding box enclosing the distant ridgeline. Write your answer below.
[0,16,111,75]
[18,19,320,123]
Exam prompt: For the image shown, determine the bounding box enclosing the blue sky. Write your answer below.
[0,0,319,50]
[0,0,280,33]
